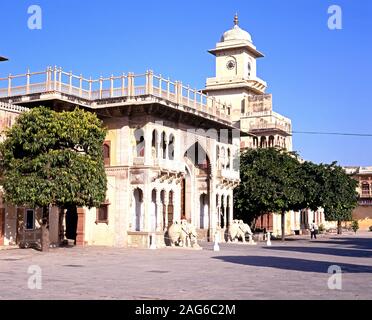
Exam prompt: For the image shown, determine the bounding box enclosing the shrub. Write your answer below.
[369,226,372,232]
[351,220,359,234]
[318,224,325,233]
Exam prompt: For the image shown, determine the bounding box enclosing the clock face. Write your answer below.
[226,60,236,70]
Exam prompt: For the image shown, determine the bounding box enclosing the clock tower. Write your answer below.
[204,14,267,124]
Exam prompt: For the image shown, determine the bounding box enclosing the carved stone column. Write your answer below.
[223,195,227,229]
[216,193,221,228]
[229,191,234,225]
[144,126,152,165]
[164,135,169,161]
[164,191,169,229]
[156,132,161,160]
[156,190,162,232]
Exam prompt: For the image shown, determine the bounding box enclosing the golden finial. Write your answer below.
[234,13,239,26]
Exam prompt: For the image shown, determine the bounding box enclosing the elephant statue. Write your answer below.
[227,219,253,243]
[167,220,198,247]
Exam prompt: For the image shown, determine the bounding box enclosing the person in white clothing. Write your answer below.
[310,220,318,240]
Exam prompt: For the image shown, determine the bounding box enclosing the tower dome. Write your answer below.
[220,14,252,43]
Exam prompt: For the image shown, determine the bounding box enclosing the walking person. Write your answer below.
[310,220,318,240]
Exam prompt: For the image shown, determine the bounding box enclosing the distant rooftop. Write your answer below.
[343,166,372,175]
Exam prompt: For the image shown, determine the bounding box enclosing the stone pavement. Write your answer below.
[0,232,371,300]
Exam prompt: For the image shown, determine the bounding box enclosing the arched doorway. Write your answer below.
[199,193,209,229]
[183,142,211,225]
[133,188,143,231]
[150,189,157,232]
[65,206,78,244]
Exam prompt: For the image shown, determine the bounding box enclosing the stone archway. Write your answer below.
[183,142,211,226]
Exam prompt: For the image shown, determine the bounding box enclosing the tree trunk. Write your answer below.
[252,217,257,231]
[40,206,50,252]
[337,220,342,235]
[281,212,285,241]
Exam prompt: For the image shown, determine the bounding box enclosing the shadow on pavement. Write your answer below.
[263,246,372,258]
[212,256,372,274]
[314,237,372,250]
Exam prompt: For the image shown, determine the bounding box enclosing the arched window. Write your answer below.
[269,136,274,148]
[161,132,167,159]
[220,147,226,169]
[152,130,158,159]
[168,134,175,160]
[134,128,145,157]
[362,183,370,196]
[260,136,266,148]
[102,142,110,166]
[226,148,231,169]
[241,100,245,115]
[216,145,220,169]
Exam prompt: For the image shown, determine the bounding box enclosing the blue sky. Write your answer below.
[1,0,371,166]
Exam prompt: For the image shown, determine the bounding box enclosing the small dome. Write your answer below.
[220,14,252,43]
[221,25,252,43]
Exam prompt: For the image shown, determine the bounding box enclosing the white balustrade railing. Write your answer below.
[0,68,231,123]
[0,101,29,113]
[249,122,291,133]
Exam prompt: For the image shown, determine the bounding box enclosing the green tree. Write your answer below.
[320,163,358,234]
[234,148,305,241]
[299,161,326,212]
[0,107,107,251]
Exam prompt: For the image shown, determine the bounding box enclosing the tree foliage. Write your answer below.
[235,148,358,238]
[319,163,358,223]
[234,148,304,223]
[0,107,107,209]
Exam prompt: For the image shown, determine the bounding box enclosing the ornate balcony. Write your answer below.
[249,122,292,136]
[0,67,232,126]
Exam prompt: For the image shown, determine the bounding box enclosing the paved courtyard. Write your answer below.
[1,232,371,300]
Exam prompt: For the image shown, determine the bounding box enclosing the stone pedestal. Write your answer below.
[76,208,85,246]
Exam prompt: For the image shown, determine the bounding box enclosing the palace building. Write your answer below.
[344,166,372,231]
[0,19,249,247]
[0,15,321,247]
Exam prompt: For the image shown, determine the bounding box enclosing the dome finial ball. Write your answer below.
[234,13,239,26]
